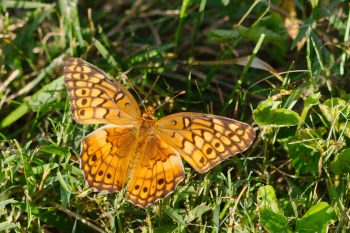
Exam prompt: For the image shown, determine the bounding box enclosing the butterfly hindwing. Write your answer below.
[126,136,185,208]
[81,125,137,192]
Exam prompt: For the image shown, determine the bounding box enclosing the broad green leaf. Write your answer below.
[305,92,321,106]
[237,24,285,45]
[319,98,350,129]
[296,202,336,233]
[253,98,300,127]
[269,109,300,126]
[299,92,321,129]
[257,185,281,213]
[331,148,350,174]
[259,208,292,233]
[257,186,292,233]
[240,12,288,57]
[208,29,240,42]
[28,76,65,111]
[209,25,285,45]
[280,129,320,175]
[256,98,281,110]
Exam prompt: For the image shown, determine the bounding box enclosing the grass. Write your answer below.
[1,0,350,232]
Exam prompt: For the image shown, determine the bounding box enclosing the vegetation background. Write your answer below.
[1,0,349,232]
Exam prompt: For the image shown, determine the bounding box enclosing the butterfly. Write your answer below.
[64,58,256,208]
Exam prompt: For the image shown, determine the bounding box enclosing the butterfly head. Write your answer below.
[142,106,156,121]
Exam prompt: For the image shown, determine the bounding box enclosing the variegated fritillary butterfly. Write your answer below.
[64,58,255,208]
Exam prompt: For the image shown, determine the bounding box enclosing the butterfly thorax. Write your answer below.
[140,106,156,129]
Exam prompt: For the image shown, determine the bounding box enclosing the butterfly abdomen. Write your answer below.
[127,118,157,177]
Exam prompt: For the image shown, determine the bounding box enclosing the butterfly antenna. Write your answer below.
[120,71,146,110]
[153,90,186,113]
[144,74,161,105]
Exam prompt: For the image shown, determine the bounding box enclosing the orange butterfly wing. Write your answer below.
[64,58,141,125]
[126,137,185,208]
[64,58,141,192]
[155,113,255,173]
[80,125,137,192]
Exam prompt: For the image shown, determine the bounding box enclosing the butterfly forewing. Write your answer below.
[155,113,255,173]
[64,58,141,125]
